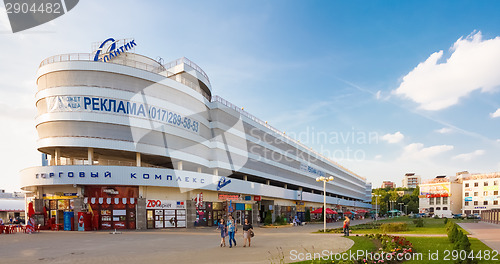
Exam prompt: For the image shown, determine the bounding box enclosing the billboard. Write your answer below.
[420,183,450,196]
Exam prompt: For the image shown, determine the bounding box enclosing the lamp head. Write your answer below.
[328,176,334,181]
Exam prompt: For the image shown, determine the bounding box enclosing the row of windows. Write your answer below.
[429,197,448,205]
[464,201,499,206]
[430,207,448,211]
[465,180,499,187]
[465,191,499,197]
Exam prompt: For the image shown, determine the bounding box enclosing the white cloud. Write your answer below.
[452,149,485,161]
[393,31,500,111]
[375,90,381,100]
[436,127,453,134]
[490,108,500,118]
[381,131,404,143]
[399,143,454,160]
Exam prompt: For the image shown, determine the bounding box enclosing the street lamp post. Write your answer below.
[316,176,334,233]
[372,194,381,221]
[398,203,404,216]
[404,204,408,215]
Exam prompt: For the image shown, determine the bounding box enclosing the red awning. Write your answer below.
[326,208,338,214]
[344,211,353,214]
[311,208,338,214]
[311,208,323,214]
[356,209,369,213]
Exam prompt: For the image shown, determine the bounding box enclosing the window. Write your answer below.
[465,201,469,206]
[465,183,470,187]
[474,182,479,187]
[436,207,441,210]
[484,182,489,186]
[443,197,448,204]
[436,197,441,205]
[484,201,488,205]
[495,191,498,195]
[494,201,499,205]
[484,191,488,196]
[443,207,448,210]
[474,201,478,205]
[494,180,499,186]
[465,192,469,197]
[474,192,478,196]
[429,198,434,205]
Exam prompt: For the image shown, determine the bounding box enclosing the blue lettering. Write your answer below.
[155,174,161,180]
[130,40,137,47]
[91,172,98,178]
[193,178,197,183]
[137,104,145,117]
[109,100,116,112]
[35,173,39,179]
[176,177,182,181]
[131,173,136,179]
[49,173,54,178]
[127,102,136,115]
[59,172,63,178]
[79,172,85,177]
[68,172,74,178]
[124,42,131,50]
[117,101,126,113]
[143,174,149,179]
[100,98,109,111]
[92,98,99,111]
[93,37,116,61]
[105,171,111,178]
[103,55,109,62]
[201,179,205,184]
[185,177,189,182]
[41,173,46,178]
[84,97,91,109]
[166,175,172,180]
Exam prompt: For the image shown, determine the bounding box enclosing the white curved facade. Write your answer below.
[21,43,371,230]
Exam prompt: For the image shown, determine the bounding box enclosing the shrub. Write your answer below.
[264,212,272,225]
[453,231,478,264]
[446,220,455,231]
[380,222,408,233]
[434,215,440,219]
[448,224,459,243]
[413,219,424,227]
[275,215,282,224]
[305,208,311,222]
[444,217,449,225]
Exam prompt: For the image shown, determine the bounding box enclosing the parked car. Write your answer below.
[453,214,463,219]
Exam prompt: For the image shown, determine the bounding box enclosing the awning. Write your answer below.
[0,199,25,212]
[311,208,338,214]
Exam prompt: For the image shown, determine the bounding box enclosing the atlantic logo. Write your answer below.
[3,0,79,33]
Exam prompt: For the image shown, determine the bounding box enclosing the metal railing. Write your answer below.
[211,95,366,181]
[38,54,210,84]
[163,57,211,84]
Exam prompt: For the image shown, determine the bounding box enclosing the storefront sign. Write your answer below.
[217,176,231,191]
[146,200,186,210]
[300,163,326,177]
[253,196,261,201]
[43,193,77,199]
[45,96,200,134]
[93,38,137,62]
[484,186,499,192]
[244,196,251,201]
[464,197,473,201]
[474,206,487,209]
[420,183,450,196]
[245,204,252,211]
[218,194,239,200]
[103,189,118,195]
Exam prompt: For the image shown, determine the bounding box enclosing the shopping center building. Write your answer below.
[20,38,372,230]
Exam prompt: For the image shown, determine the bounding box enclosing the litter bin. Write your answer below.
[63,211,74,231]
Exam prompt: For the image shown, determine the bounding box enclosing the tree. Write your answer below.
[305,208,311,222]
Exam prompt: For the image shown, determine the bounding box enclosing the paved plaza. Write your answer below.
[0,220,371,264]
[458,222,500,252]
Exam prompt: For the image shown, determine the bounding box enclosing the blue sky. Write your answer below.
[1,0,500,191]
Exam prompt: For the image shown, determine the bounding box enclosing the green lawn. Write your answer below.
[293,236,377,264]
[405,237,495,264]
[350,217,471,235]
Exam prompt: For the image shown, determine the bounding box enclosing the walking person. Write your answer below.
[227,215,237,248]
[242,218,253,247]
[217,219,227,247]
[343,215,350,236]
